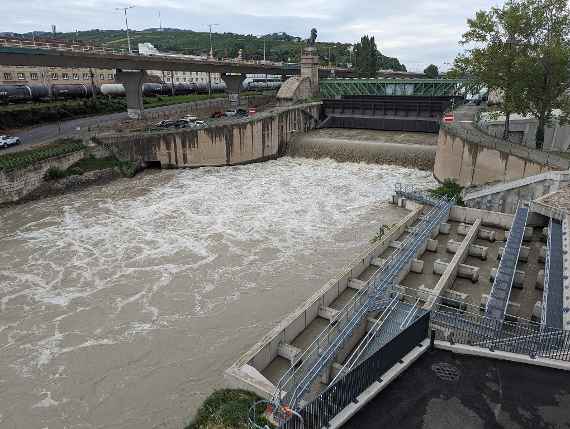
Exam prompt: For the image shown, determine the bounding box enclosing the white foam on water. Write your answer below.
[0,156,436,428]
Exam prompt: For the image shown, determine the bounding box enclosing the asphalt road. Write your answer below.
[1,99,231,153]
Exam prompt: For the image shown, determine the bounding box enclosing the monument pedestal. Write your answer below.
[301,46,319,97]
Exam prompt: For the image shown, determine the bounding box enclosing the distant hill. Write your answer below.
[14,28,406,71]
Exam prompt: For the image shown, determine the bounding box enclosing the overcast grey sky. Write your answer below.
[5,0,503,71]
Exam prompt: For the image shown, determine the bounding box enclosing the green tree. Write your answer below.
[516,0,570,149]
[424,64,439,78]
[353,35,379,77]
[458,0,570,149]
[459,1,528,140]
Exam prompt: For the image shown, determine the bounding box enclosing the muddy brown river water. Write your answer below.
[0,156,436,429]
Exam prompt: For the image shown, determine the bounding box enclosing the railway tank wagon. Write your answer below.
[0,84,50,103]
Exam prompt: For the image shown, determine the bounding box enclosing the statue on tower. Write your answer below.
[308,28,318,47]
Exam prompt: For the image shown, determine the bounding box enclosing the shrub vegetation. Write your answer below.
[186,389,273,429]
[0,139,84,172]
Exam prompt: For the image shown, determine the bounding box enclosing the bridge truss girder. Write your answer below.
[319,78,469,99]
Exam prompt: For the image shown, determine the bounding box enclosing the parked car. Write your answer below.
[155,120,177,128]
[193,120,207,127]
[210,111,224,118]
[182,115,198,122]
[0,135,21,148]
[223,109,237,117]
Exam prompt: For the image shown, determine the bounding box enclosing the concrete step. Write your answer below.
[348,278,367,291]
[371,257,386,267]
[318,306,340,321]
[277,343,302,364]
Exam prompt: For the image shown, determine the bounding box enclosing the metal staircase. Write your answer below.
[272,191,453,411]
[485,205,529,321]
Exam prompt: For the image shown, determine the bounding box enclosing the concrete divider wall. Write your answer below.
[451,206,513,229]
[225,207,423,394]
[424,219,481,309]
[433,126,565,187]
[95,102,321,168]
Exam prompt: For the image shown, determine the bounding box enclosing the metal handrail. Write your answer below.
[328,295,400,386]
[274,196,453,409]
[541,219,552,329]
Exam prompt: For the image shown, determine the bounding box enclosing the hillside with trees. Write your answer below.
[18,28,406,71]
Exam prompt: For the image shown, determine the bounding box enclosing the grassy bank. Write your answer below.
[46,155,137,180]
[0,138,85,172]
[0,92,266,130]
[186,389,273,429]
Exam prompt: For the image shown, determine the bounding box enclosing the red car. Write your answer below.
[210,111,224,118]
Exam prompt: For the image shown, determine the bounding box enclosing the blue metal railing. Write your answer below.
[273,192,452,410]
[485,205,529,321]
[394,183,440,206]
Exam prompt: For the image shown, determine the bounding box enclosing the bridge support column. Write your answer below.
[116,69,147,119]
[221,73,246,110]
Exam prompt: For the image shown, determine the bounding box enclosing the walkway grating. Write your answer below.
[543,220,564,330]
[485,206,529,321]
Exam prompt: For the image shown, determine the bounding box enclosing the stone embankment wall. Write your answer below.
[433,123,569,187]
[96,103,321,168]
[0,150,85,205]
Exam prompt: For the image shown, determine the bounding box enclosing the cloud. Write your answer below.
[4,0,504,71]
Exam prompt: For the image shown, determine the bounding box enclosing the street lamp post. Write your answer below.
[207,23,219,96]
[116,5,135,54]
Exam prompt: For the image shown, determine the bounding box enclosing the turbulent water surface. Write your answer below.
[0,157,436,429]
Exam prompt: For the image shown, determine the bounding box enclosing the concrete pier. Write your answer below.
[116,69,148,119]
[221,73,246,110]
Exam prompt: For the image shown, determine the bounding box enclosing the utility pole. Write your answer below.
[207,23,219,96]
[158,11,162,31]
[116,5,135,54]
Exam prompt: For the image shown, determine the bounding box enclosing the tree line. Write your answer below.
[455,0,570,150]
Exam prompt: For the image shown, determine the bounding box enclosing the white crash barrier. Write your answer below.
[411,259,424,273]
[457,223,496,242]
[434,259,479,282]
[426,239,438,252]
[498,245,530,262]
[439,223,451,234]
[446,239,488,260]
[490,267,526,288]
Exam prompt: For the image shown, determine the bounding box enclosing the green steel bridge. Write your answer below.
[319,78,470,99]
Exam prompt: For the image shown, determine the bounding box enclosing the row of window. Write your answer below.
[2,72,114,81]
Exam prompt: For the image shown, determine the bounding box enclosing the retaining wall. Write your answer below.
[96,103,321,168]
[0,150,85,205]
[434,124,569,187]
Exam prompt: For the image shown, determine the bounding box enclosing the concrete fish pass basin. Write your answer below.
[93,102,321,169]
[225,202,550,400]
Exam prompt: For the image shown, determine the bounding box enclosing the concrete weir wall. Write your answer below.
[434,125,568,187]
[96,103,321,168]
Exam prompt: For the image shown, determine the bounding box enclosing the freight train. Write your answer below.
[0,78,281,104]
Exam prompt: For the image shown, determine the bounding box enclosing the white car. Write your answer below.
[0,135,21,148]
